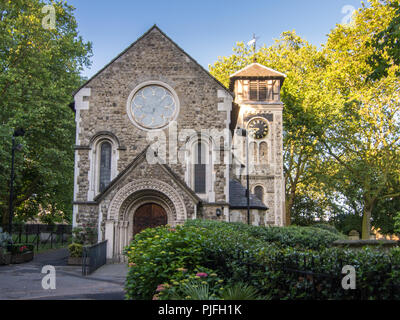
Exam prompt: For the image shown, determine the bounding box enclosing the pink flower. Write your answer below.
[196,272,208,278]
[152,295,159,300]
[128,262,136,267]
[156,284,166,292]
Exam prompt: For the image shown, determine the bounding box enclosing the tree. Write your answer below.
[318,0,400,239]
[0,0,92,226]
[368,0,400,80]
[210,32,332,225]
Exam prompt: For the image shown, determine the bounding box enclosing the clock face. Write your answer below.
[248,118,269,139]
[131,85,178,129]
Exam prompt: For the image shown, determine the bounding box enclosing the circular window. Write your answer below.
[128,83,179,130]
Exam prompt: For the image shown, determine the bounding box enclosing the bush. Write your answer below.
[125,225,209,300]
[220,282,261,300]
[125,220,400,300]
[68,243,83,258]
[186,220,344,251]
[257,246,400,300]
[311,223,343,236]
[157,268,225,300]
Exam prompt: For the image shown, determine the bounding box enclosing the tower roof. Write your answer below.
[229,63,286,91]
[230,63,286,78]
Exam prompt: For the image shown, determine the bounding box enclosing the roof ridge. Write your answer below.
[73,25,232,97]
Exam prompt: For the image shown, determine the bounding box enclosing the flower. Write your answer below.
[128,262,137,267]
[156,284,166,292]
[195,272,208,278]
[177,268,188,272]
[152,294,159,300]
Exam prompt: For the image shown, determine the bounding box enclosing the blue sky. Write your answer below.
[68,0,364,79]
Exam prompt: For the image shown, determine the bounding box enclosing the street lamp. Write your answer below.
[8,128,25,234]
[236,128,251,225]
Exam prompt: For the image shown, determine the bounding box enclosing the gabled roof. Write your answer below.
[94,145,201,204]
[229,179,268,210]
[72,25,233,100]
[230,63,287,79]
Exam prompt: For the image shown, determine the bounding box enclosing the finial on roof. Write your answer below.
[247,33,258,63]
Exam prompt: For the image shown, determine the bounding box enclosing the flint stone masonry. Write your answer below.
[72,26,285,260]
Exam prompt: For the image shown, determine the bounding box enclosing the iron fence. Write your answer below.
[204,248,400,300]
[82,240,108,276]
[5,224,72,252]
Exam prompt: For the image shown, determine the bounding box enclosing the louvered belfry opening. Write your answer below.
[248,79,280,102]
[229,63,286,103]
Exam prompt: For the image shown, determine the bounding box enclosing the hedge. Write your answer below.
[125,220,400,300]
[185,220,345,251]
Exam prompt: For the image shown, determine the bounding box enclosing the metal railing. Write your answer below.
[6,224,72,252]
[82,240,108,276]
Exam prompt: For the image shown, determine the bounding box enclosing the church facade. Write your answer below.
[72,26,286,261]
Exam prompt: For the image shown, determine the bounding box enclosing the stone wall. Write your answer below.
[73,27,233,229]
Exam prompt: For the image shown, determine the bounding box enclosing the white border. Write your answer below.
[126,80,180,132]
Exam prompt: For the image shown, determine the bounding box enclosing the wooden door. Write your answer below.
[133,203,167,235]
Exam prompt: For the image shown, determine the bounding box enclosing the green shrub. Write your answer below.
[68,243,83,258]
[124,225,208,300]
[220,282,261,300]
[157,267,225,300]
[311,223,343,236]
[125,220,400,300]
[186,220,344,251]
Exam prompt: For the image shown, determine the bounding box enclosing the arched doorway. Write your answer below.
[133,203,168,235]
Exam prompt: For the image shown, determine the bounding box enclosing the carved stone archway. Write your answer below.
[104,179,187,261]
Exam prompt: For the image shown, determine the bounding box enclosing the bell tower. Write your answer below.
[230,63,286,226]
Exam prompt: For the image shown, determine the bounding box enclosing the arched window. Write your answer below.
[254,186,264,202]
[194,141,206,194]
[259,142,268,164]
[99,141,112,192]
[249,141,258,165]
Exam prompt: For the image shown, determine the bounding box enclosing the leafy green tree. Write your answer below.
[0,0,92,226]
[318,0,400,239]
[368,0,400,80]
[210,32,331,225]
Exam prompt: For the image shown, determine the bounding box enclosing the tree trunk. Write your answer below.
[285,195,294,226]
[361,204,372,240]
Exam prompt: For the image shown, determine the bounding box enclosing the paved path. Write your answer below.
[0,248,127,300]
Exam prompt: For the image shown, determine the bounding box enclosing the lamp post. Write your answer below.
[237,128,250,225]
[8,128,25,234]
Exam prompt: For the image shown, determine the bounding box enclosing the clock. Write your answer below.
[248,118,269,139]
[131,85,178,129]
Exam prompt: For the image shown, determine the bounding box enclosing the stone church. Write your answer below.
[72,25,286,261]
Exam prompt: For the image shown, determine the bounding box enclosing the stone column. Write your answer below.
[105,220,115,260]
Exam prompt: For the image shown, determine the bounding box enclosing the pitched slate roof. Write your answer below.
[72,25,233,105]
[229,179,268,210]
